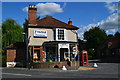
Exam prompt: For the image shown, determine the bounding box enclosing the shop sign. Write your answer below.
[59,44,69,48]
[34,30,47,38]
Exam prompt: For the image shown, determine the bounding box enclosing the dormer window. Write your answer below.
[53,28,67,41]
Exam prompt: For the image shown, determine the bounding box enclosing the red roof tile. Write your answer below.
[35,16,79,29]
[5,42,25,49]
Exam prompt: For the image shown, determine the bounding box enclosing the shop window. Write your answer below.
[46,46,57,62]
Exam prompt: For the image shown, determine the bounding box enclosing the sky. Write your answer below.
[2,2,119,40]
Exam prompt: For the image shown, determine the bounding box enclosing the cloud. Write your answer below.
[78,32,84,40]
[105,2,118,13]
[78,2,118,40]
[106,28,118,34]
[23,3,63,16]
[62,2,67,9]
[23,7,28,12]
[98,13,118,30]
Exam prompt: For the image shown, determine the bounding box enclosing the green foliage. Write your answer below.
[0,54,6,67]
[2,55,6,67]
[78,39,86,51]
[88,49,95,59]
[2,19,24,49]
[84,27,107,49]
[114,32,120,37]
[88,49,95,55]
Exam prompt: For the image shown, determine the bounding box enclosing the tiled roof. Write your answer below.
[35,16,79,29]
[5,42,25,49]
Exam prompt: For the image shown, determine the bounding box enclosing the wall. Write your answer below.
[28,28,77,46]
[7,49,16,62]
[67,30,77,42]
[28,28,53,46]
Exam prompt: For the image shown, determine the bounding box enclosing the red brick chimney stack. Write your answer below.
[68,18,72,25]
[28,5,37,25]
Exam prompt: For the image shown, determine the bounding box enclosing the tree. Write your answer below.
[114,32,120,37]
[78,39,87,51]
[84,27,107,50]
[2,19,23,49]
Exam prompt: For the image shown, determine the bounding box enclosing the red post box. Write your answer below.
[81,50,88,66]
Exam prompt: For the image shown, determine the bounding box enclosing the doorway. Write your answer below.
[33,49,40,62]
[60,48,68,61]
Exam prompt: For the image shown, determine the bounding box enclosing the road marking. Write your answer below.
[2,73,32,76]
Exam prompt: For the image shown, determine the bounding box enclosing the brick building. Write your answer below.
[6,5,79,68]
[96,35,120,59]
[6,42,26,67]
[24,5,79,68]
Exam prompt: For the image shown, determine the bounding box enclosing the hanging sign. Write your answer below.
[34,30,47,38]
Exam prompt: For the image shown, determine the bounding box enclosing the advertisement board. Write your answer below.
[34,30,47,38]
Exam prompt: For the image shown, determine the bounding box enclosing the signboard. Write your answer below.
[72,47,77,52]
[59,44,69,49]
[34,30,47,38]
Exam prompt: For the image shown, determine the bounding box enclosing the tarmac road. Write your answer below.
[1,63,119,79]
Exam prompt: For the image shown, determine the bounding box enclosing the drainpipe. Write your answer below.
[25,30,31,69]
[76,30,80,62]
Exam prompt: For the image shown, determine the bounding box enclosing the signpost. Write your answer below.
[72,47,77,52]
[72,46,77,70]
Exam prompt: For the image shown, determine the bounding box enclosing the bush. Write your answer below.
[88,56,93,60]
[88,49,95,60]
[2,55,6,67]
[0,54,6,67]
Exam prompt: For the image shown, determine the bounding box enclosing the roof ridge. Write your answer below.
[35,16,79,29]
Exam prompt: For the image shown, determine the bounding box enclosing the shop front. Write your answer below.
[44,42,77,61]
[29,42,78,63]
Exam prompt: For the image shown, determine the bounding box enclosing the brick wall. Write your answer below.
[7,49,16,62]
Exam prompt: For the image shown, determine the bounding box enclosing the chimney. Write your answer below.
[28,5,37,25]
[68,18,72,25]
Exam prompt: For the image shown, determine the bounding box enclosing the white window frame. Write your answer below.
[54,28,67,41]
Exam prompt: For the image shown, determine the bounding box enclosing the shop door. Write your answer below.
[60,48,68,61]
[33,50,40,62]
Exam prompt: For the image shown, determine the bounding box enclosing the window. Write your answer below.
[58,29,64,40]
[53,28,67,41]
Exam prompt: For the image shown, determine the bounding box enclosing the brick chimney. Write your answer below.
[28,5,37,25]
[68,18,72,25]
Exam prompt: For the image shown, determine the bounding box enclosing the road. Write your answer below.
[1,63,120,80]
